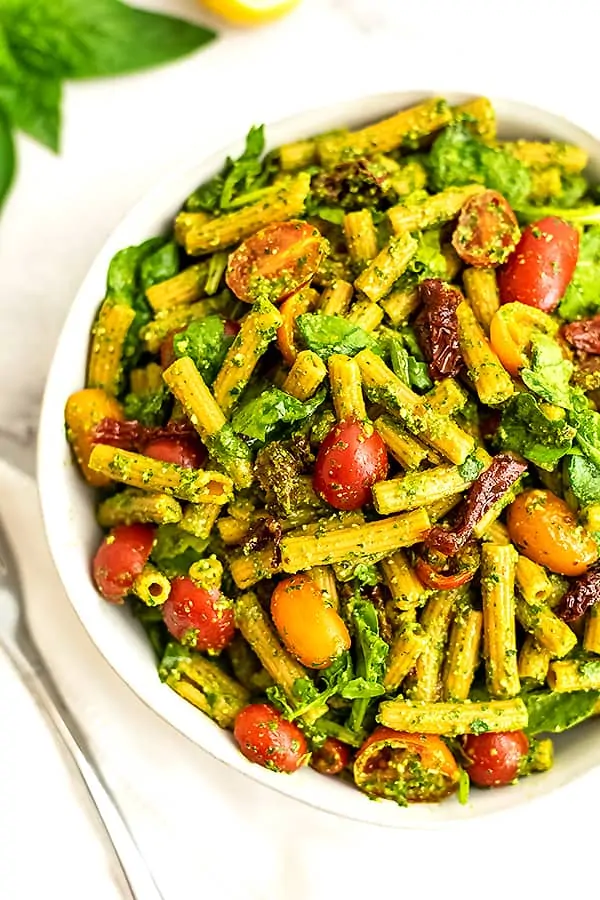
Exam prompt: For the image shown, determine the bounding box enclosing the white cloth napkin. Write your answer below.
[2,462,600,900]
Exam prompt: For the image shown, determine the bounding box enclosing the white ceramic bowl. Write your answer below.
[38,91,600,827]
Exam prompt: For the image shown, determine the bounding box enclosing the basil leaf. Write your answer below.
[0,70,61,151]
[0,108,15,209]
[498,392,575,470]
[231,387,325,442]
[150,525,208,578]
[524,689,600,735]
[173,316,234,386]
[297,313,382,360]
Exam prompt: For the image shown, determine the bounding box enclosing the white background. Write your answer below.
[1,1,600,898]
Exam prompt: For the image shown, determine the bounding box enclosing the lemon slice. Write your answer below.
[201,0,301,25]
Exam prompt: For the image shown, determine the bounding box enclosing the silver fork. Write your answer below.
[0,514,164,900]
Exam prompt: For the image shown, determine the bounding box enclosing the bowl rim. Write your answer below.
[37,89,600,828]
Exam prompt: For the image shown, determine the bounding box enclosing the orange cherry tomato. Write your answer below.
[226,220,327,304]
[270,574,351,669]
[489,302,558,377]
[415,544,478,590]
[452,190,520,267]
[276,286,319,366]
[354,728,460,803]
[507,489,598,576]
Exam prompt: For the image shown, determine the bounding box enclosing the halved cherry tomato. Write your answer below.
[276,286,318,366]
[313,418,388,511]
[93,523,155,603]
[226,220,327,304]
[161,576,235,652]
[354,728,460,803]
[452,190,520,267]
[463,731,529,787]
[270,574,351,669]
[144,436,206,469]
[233,703,309,773]
[489,302,558,376]
[415,544,479,590]
[498,217,579,312]
[310,738,352,775]
[507,489,598,576]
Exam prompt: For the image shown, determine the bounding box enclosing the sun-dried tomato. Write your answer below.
[241,516,283,567]
[563,315,600,355]
[415,279,464,381]
[426,453,527,556]
[555,562,600,622]
[93,417,199,454]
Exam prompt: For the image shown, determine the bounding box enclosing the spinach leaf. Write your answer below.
[173,316,235,385]
[140,241,179,291]
[151,525,208,578]
[231,387,325,442]
[524,689,600,735]
[521,333,573,409]
[0,108,15,209]
[347,598,389,733]
[297,313,382,360]
[559,227,600,321]
[570,389,600,470]
[567,455,600,505]
[123,384,170,427]
[428,123,531,208]
[405,228,448,282]
[498,393,575,470]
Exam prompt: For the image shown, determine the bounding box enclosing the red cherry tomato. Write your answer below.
[161,576,234,652]
[463,731,529,787]
[313,418,388,511]
[233,703,309,773]
[144,436,206,469]
[310,738,352,775]
[226,220,326,304]
[93,523,155,603]
[498,217,579,312]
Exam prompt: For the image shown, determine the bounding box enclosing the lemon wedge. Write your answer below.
[201,0,301,25]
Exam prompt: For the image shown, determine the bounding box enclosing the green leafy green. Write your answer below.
[566,455,600,505]
[524,689,600,735]
[559,227,600,321]
[140,241,179,291]
[0,107,15,209]
[123,384,170,427]
[347,598,389,733]
[521,333,573,409]
[0,68,61,151]
[132,601,168,660]
[458,453,486,482]
[297,313,381,360]
[150,525,208,578]
[517,205,600,227]
[428,124,531,208]
[498,393,576,470]
[173,316,235,385]
[231,387,325,442]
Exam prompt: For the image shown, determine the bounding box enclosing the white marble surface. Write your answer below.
[2,0,600,474]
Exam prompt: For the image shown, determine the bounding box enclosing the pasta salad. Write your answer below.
[65,96,600,805]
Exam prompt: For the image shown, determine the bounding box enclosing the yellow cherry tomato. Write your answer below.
[507,489,598,576]
[271,574,351,669]
[200,0,301,26]
[489,302,558,377]
[64,388,123,488]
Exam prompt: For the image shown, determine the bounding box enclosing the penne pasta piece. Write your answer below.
[380,549,427,615]
[179,502,221,540]
[518,635,551,683]
[383,623,427,692]
[346,299,385,332]
[130,362,163,395]
[453,96,496,141]
[279,138,318,170]
[87,301,136,395]
[319,279,354,316]
[388,184,485,236]
[328,354,366,421]
[515,555,554,607]
[456,299,515,405]
[145,263,209,312]
[424,378,468,417]
[354,234,418,303]
[343,210,378,267]
[499,140,588,173]
[547,659,600,692]
[97,489,182,527]
[380,287,419,326]
[141,296,232,354]
[163,653,249,728]
[515,596,577,659]
[132,564,171,607]
[409,590,457,701]
[189,556,223,592]
[442,608,483,701]
[88,444,233,504]
[462,267,500,334]
[282,350,327,401]
[230,547,282,589]
[481,544,520,698]
[374,416,429,470]
[308,566,339,611]
[378,697,528,736]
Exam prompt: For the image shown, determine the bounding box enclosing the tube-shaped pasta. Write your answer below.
[427,493,463,522]
[442,608,483,701]
[383,623,427,692]
[177,173,311,255]
[319,279,354,316]
[279,138,317,171]
[372,457,487,515]
[390,159,428,197]
[500,140,588,173]
[188,556,223,592]
[318,97,452,166]
[374,416,429,470]
[217,516,249,545]
[88,444,233,504]
[97,489,182,527]
[354,234,418,303]
[343,210,378,267]
[179,502,221,540]
[584,605,600,654]
[409,590,457,701]
[141,297,230,354]
[328,354,366,421]
[130,362,163,395]
[462,268,500,334]
[145,263,208,312]
[65,388,124,488]
[132,564,171,606]
[163,357,253,489]
[442,243,462,280]
[308,566,339,611]
[380,287,419,326]
[424,378,468,417]
[163,653,249,728]
[230,547,282,589]
[518,635,551,683]
[453,97,496,141]
[515,556,553,607]
[456,300,515,405]
[282,350,327,401]
[481,544,520,698]
[280,508,431,574]
[212,299,282,414]
[346,299,384,332]
[380,550,427,614]
[548,660,600,692]
[87,301,136,395]
[515,597,578,659]
[378,697,528,736]
[356,349,475,464]
[388,184,485,236]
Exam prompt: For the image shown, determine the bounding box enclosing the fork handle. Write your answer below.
[1,640,164,900]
